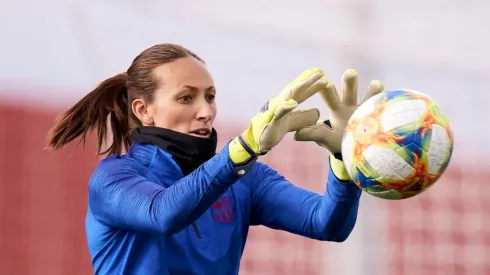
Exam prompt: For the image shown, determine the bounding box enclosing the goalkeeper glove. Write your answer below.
[294,69,384,180]
[229,68,327,175]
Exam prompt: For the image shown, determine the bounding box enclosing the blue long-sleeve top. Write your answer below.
[86,142,362,275]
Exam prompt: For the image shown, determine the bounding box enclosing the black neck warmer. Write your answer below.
[130,126,218,176]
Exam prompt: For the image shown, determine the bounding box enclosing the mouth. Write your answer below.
[189,128,212,138]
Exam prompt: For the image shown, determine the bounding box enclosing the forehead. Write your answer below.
[152,57,214,89]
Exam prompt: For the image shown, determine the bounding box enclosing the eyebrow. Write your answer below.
[183,85,215,92]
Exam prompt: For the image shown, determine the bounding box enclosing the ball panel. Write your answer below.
[375,145,437,199]
[380,99,426,132]
[356,160,380,180]
[350,95,377,120]
[430,102,452,128]
[341,132,355,179]
[427,124,451,175]
[391,123,416,144]
[394,142,425,169]
[363,145,415,180]
[375,90,420,105]
[416,96,454,176]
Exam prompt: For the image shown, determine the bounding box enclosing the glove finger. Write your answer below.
[293,121,330,142]
[285,108,320,132]
[342,69,359,106]
[294,68,324,82]
[319,83,341,111]
[298,76,329,103]
[282,69,324,101]
[360,80,384,104]
[274,99,298,120]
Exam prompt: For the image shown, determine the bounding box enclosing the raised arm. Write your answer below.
[249,155,361,241]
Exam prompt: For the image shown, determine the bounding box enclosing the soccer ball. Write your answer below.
[341,89,454,200]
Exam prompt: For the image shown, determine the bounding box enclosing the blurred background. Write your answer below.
[0,0,489,274]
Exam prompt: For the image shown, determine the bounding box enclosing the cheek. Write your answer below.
[211,103,218,121]
[152,102,194,130]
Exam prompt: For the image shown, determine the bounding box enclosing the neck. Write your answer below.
[130,126,218,176]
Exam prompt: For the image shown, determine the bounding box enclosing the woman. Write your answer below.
[46,43,383,275]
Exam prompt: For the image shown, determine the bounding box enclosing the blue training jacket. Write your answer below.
[86,142,362,275]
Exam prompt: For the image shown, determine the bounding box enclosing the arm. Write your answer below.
[89,68,325,236]
[249,155,361,242]
[88,145,241,235]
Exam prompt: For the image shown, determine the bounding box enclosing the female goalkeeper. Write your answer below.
[46,43,383,275]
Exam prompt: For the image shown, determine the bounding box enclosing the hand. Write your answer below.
[294,69,384,181]
[294,69,384,154]
[228,68,327,174]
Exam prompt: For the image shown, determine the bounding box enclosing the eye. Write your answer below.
[206,94,215,102]
[178,95,193,104]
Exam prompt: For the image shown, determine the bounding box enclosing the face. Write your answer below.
[132,57,217,138]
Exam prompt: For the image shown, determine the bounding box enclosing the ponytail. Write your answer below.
[45,73,132,156]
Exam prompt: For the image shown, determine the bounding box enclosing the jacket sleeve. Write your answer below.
[88,145,241,235]
[248,161,362,242]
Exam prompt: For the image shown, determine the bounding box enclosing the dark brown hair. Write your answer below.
[45,43,203,156]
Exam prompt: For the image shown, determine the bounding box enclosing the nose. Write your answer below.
[196,101,214,122]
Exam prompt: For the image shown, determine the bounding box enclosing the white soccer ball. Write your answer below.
[341,89,454,200]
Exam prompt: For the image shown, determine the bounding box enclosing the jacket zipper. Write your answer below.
[191,222,201,239]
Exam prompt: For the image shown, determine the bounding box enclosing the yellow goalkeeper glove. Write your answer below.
[294,69,384,180]
[229,68,327,175]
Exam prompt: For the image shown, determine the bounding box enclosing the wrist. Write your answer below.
[228,137,257,176]
[228,136,254,163]
[329,154,351,181]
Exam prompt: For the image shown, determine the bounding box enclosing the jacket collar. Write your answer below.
[126,143,183,188]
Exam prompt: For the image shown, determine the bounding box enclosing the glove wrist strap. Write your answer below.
[228,136,258,177]
[237,136,256,157]
[329,154,351,182]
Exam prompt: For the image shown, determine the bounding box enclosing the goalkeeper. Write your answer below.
[46,44,383,275]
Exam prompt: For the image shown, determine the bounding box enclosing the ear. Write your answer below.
[131,98,154,126]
